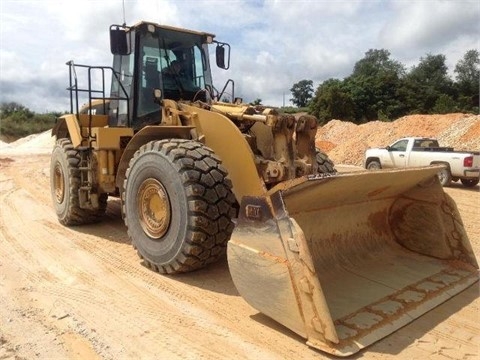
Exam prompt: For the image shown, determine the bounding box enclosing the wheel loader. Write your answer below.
[50,21,479,356]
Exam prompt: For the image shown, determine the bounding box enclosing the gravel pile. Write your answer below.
[315,114,480,166]
[0,130,55,154]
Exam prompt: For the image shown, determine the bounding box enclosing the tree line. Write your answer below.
[290,49,479,124]
[0,102,59,141]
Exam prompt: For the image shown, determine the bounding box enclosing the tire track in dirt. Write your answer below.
[0,197,220,359]
[0,157,296,359]
[0,188,56,285]
[0,187,99,285]
[37,217,293,359]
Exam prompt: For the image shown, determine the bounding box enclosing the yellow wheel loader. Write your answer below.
[50,22,479,356]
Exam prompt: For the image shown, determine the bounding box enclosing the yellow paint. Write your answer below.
[180,103,266,201]
[90,127,133,149]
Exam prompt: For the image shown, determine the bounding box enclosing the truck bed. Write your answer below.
[412,147,479,154]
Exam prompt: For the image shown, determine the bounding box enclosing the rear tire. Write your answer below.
[316,149,336,174]
[123,139,238,274]
[437,167,452,187]
[50,138,107,225]
[460,178,479,187]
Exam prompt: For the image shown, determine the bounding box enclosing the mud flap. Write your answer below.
[227,166,479,356]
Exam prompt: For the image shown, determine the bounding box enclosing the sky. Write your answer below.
[0,0,479,113]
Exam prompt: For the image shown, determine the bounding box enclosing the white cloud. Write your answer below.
[379,0,479,68]
[0,0,478,111]
[0,50,30,82]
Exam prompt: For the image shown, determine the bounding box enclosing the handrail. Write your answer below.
[216,78,235,102]
[66,61,130,146]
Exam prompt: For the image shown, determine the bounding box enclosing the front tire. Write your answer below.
[460,178,479,187]
[437,167,452,187]
[50,139,107,225]
[123,139,238,274]
[366,160,382,170]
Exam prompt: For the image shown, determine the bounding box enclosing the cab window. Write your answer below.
[390,139,408,151]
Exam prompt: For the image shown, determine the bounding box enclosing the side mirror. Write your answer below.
[110,25,130,55]
[386,145,391,151]
[215,42,230,70]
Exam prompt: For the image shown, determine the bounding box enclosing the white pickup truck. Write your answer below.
[365,137,480,187]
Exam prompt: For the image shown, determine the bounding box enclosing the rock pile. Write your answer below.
[315,114,480,166]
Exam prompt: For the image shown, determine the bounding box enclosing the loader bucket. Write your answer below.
[227,166,479,356]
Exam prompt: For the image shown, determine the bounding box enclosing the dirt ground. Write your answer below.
[0,114,479,359]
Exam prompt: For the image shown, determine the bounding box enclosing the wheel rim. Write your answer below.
[437,170,446,184]
[53,162,65,204]
[137,178,171,239]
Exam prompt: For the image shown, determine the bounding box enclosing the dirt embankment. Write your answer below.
[315,113,480,166]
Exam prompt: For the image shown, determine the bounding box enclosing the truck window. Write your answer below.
[390,139,408,151]
[413,139,439,148]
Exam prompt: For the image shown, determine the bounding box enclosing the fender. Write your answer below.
[115,125,195,192]
[179,103,266,201]
[51,114,109,147]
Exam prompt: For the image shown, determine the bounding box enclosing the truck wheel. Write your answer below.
[367,160,382,170]
[460,178,479,187]
[123,139,238,274]
[316,149,336,174]
[50,139,107,225]
[437,167,452,187]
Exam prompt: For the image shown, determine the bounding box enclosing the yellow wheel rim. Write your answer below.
[53,162,65,203]
[137,178,171,239]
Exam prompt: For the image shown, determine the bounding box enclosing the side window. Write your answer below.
[110,52,134,126]
[413,139,438,148]
[138,44,162,117]
[390,140,408,151]
[192,45,205,88]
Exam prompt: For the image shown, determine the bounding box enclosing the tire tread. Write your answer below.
[123,139,238,274]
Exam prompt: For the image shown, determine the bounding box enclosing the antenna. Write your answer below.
[122,0,126,26]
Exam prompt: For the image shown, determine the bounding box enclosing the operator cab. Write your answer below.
[109,22,230,130]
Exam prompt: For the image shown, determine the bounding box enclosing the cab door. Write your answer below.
[387,139,408,167]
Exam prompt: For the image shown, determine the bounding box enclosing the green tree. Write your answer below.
[432,94,457,114]
[345,49,406,122]
[0,102,57,140]
[0,102,34,119]
[309,79,355,125]
[401,54,454,114]
[290,79,314,107]
[250,98,262,106]
[454,49,479,111]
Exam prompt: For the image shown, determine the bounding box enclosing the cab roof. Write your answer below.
[129,21,216,39]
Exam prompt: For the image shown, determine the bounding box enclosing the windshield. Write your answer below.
[138,29,211,117]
